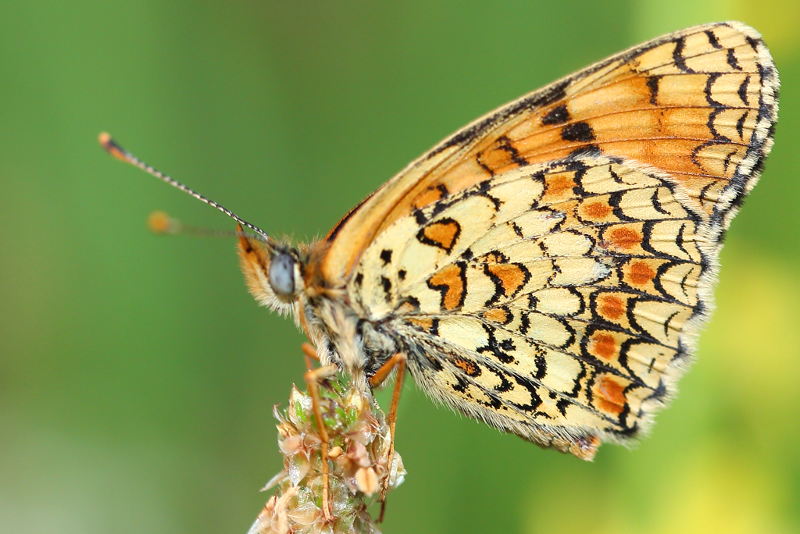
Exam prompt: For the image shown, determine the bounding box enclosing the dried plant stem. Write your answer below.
[248,375,405,534]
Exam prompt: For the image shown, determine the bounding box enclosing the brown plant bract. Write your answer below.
[248,378,405,534]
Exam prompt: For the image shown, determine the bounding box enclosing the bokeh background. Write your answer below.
[2,1,799,533]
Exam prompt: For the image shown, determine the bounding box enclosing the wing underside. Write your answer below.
[352,155,716,457]
[338,22,777,458]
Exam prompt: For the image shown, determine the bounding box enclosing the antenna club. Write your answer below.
[98,132,129,163]
[148,211,175,234]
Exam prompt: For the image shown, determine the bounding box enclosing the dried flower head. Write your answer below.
[248,375,405,534]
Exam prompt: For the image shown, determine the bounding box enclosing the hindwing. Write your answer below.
[351,155,723,457]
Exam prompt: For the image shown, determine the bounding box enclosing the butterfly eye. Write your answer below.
[269,252,296,299]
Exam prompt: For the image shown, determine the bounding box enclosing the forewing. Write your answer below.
[318,21,777,287]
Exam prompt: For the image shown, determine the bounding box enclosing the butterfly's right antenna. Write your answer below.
[98,132,270,242]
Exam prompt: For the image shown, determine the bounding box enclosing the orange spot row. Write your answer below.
[590,332,618,360]
[595,375,627,415]
[626,260,656,286]
[608,227,642,249]
[582,201,612,219]
[597,294,625,321]
[545,173,576,197]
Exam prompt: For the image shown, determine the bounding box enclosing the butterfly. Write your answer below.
[101,20,777,474]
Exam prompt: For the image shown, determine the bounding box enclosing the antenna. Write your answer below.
[98,132,270,242]
[147,210,256,239]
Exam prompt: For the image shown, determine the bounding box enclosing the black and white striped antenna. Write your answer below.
[98,132,270,242]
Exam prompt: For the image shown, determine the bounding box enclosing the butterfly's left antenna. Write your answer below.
[98,132,270,242]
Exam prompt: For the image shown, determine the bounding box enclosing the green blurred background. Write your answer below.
[2,1,798,533]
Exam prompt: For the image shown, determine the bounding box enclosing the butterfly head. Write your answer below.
[237,229,303,314]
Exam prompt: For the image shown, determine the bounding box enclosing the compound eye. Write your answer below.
[268,252,296,298]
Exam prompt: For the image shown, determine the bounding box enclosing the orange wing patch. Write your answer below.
[590,331,619,361]
[407,316,438,333]
[543,171,577,200]
[605,226,643,251]
[412,184,449,210]
[597,294,626,321]
[624,260,658,287]
[594,375,628,415]
[581,200,613,220]
[485,263,530,299]
[427,262,467,311]
[418,218,461,252]
[482,307,512,324]
[451,357,481,377]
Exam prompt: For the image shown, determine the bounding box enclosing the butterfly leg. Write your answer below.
[369,352,407,521]
[301,341,320,362]
[301,343,337,522]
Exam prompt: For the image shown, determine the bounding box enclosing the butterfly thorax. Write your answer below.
[303,294,402,388]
